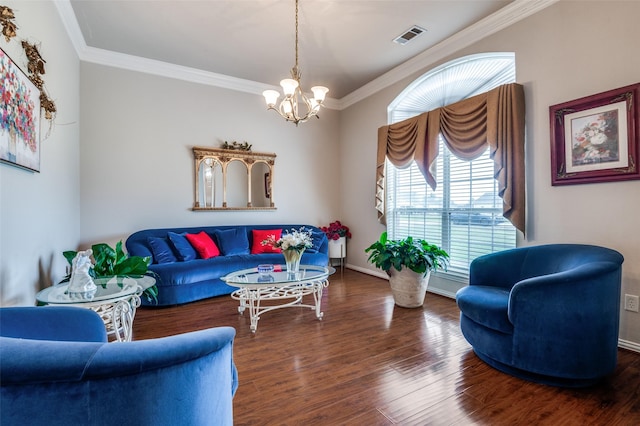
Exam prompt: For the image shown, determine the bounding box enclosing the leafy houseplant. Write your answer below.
[365,231,449,308]
[63,241,158,304]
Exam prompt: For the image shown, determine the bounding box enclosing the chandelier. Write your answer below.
[262,0,329,126]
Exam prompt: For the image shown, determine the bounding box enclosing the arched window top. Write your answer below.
[388,52,516,123]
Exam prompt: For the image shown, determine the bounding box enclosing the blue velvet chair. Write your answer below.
[0,306,238,425]
[456,244,624,387]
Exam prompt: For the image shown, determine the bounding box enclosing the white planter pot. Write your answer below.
[328,236,346,259]
[388,267,431,308]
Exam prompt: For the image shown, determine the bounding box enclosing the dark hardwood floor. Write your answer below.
[133,269,640,425]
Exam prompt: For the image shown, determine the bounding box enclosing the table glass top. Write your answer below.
[221,265,330,286]
[36,276,155,304]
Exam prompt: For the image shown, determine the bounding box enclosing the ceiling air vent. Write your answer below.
[393,25,427,45]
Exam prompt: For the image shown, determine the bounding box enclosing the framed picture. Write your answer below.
[549,83,639,186]
[264,172,271,198]
[0,47,41,172]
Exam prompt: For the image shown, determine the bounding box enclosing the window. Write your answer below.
[386,53,517,278]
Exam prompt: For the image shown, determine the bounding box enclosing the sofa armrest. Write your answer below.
[0,306,107,342]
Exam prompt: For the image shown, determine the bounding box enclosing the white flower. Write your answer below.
[590,132,607,145]
[278,228,313,251]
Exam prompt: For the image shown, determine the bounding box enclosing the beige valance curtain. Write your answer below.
[376,83,526,234]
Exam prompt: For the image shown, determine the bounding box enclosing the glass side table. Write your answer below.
[36,276,155,342]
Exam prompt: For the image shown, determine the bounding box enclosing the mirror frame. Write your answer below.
[192,146,276,211]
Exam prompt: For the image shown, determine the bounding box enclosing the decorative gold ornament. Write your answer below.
[0,6,57,123]
[0,5,17,42]
[222,141,253,151]
[21,40,56,120]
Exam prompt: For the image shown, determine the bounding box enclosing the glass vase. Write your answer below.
[283,248,304,274]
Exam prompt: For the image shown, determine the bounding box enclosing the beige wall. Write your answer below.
[341,1,640,345]
[0,1,80,305]
[79,63,341,247]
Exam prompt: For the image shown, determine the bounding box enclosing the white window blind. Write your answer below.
[386,138,516,277]
[386,53,517,278]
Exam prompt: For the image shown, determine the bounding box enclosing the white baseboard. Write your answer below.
[426,286,457,299]
[618,339,640,353]
[344,264,640,353]
[344,263,388,280]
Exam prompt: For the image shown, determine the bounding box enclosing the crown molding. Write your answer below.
[54,0,87,53]
[55,0,557,111]
[339,0,559,109]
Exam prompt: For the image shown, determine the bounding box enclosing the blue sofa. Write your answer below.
[126,224,329,306]
[456,244,624,387]
[0,306,238,425]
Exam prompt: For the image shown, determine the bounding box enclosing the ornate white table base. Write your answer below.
[84,295,142,342]
[231,279,329,333]
[36,276,154,342]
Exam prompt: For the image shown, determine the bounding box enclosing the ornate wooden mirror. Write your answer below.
[192,147,276,211]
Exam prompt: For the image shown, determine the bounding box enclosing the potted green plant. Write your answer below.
[365,231,449,308]
[62,241,158,304]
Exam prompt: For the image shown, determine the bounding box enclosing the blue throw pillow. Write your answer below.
[307,229,326,253]
[148,237,177,264]
[214,228,250,256]
[168,232,197,261]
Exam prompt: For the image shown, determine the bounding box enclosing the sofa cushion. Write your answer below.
[215,228,250,256]
[148,237,177,264]
[456,285,513,334]
[186,231,220,259]
[251,229,282,254]
[168,232,197,261]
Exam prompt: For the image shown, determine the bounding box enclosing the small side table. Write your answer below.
[36,276,155,342]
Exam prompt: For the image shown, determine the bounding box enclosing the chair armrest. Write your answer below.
[87,326,238,423]
[1,327,238,425]
[1,326,238,392]
[508,261,622,328]
[506,261,622,378]
[86,326,236,378]
[0,306,107,342]
[469,247,529,289]
[0,337,105,384]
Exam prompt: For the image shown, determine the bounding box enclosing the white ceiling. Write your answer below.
[63,0,554,103]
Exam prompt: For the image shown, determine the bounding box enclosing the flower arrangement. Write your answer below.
[262,227,313,252]
[321,221,352,241]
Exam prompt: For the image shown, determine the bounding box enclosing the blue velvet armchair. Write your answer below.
[0,306,238,425]
[456,244,624,387]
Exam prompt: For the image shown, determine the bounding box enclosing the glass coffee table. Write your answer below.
[221,265,331,333]
[36,275,155,342]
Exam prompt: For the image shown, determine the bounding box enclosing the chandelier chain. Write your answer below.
[294,0,299,72]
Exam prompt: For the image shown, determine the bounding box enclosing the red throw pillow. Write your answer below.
[251,229,282,254]
[185,231,220,259]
